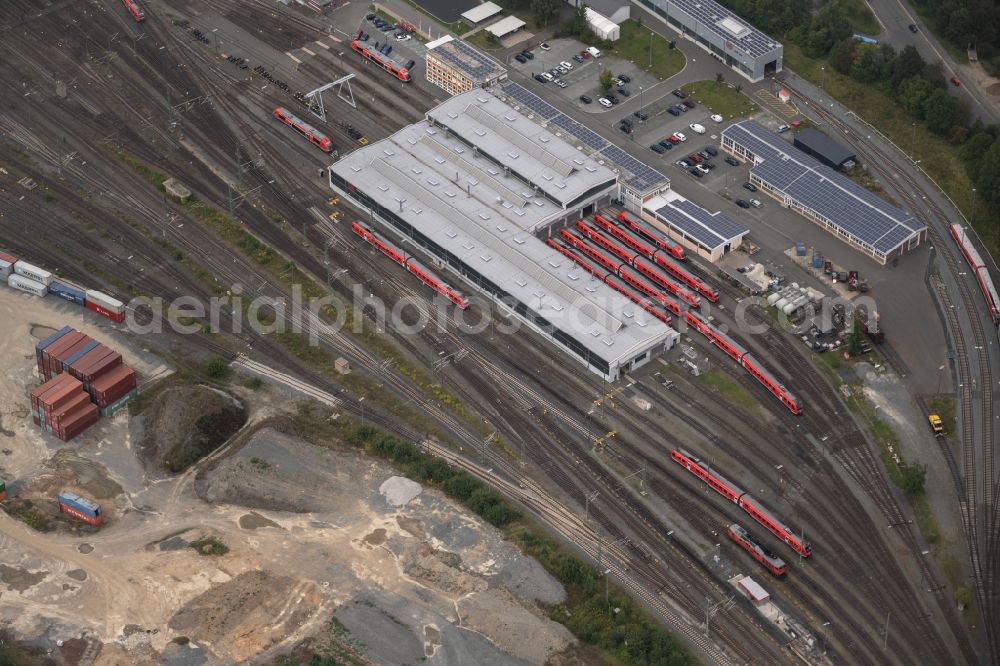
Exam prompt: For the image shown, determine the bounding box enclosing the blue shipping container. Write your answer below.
[35,325,74,359]
[63,340,100,368]
[57,491,100,517]
[49,282,86,306]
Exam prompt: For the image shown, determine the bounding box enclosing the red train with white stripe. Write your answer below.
[950,223,999,326]
[351,37,413,82]
[728,523,787,576]
[672,448,812,558]
[685,310,801,414]
[617,210,686,261]
[273,107,333,153]
[352,221,468,309]
[122,0,145,22]
[594,214,717,301]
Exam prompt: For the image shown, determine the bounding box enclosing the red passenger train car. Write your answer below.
[273,107,334,153]
[122,0,144,22]
[671,448,812,558]
[616,210,686,260]
[350,39,413,82]
[728,524,787,576]
[351,221,468,308]
[950,223,999,326]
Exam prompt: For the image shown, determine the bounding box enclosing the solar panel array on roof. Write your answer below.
[724,120,925,255]
[432,38,505,81]
[651,196,749,251]
[496,83,668,194]
[661,0,781,58]
[501,81,560,120]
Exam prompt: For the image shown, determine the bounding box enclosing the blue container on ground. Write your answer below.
[35,325,74,359]
[49,282,86,306]
[63,340,100,369]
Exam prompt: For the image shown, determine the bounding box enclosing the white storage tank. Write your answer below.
[7,274,48,297]
[767,292,782,306]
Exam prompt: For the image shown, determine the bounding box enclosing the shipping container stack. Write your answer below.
[29,327,139,439]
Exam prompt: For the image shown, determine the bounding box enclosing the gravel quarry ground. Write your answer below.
[0,289,576,664]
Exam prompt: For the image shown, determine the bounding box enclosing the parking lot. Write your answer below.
[508,38,660,115]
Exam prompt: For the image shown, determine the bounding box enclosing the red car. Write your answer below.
[687,153,702,163]
[580,50,590,59]
[950,75,961,86]
[667,135,680,144]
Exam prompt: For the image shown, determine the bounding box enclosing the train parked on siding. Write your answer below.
[272,107,334,153]
[950,223,999,326]
[351,32,414,82]
[351,221,469,309]
[728,524,787,576]
[672,448,812,558]
[122,0,145,22]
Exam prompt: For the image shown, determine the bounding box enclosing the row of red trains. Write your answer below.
[351,221,470,309]
[121,0,144,22]
[672,448,812,577]
[950,223,1000,327]
[552,212,801,414]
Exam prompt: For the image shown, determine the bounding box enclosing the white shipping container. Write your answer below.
[0,259,12,278]
[13,260,53,286]
[85,289,125,314]
[7,274,48,297]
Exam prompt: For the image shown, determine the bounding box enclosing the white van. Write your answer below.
[587,46,602,58]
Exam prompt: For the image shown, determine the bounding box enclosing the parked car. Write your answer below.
[743,182,758,192]
[515,54,527,64]
[736,199,751,208]
[620,117,633,127]
[556,65,568,75]
[534,74,547,83]
[598,97,613,108]
[672,89,687,98]
[522,50,534,59]
[618,74,631,83]
[617,88,630,97]
[579,95,593,104]
[614,78,626,87]
[549,68,561,76]
[725,156,740,166]
[673,132,687,142]
[696,164,711,174]
[750,198,762,208]
[689,123,706,134]
[395,33,411,41]
[687,153,702,163]
[710,114,724,123]
[701,161,715,170]
[689,168,704,178]
[908,23,918,33]
[540,43,551,51]
[573,54,584,63]
[366,12,376,20]
[555,79,567,88]
[607,94,618,104]
[560,60,574,70]
[777,123,791,132]
[704,146,718,156]
[634,110,649,120]
[541,72,554,81]
[676,159,691,168]
[619,124,632,134]
[580,50,590,59]
[681,100,695,109]
[951,75,961,86]
[658,140,673,150]
[667,107,681,117]
[697,150,711,160]
[650,144,666,154]
[666,135,680,144]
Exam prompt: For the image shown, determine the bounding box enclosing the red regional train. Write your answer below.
[351,221,469,309]
[593,214,718,302]
[351,36,413,82]
[122,0,144,22]
[272,107,334,153]
[616,210,686,261]
[950,223,999,326]
[686,309,801,414]
[672,448,813,558]
[728,524,788,576]
[574,221,701,308]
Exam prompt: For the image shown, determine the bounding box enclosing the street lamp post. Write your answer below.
[937,364,946,394]
[971,187,977,221]
[910,122,917,161]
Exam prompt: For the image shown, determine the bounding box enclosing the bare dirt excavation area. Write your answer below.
[0,288,577,665]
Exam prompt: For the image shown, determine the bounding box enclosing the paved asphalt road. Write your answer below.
[864,0,1000,123]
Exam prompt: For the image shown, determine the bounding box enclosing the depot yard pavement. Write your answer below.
[509,38,661,113]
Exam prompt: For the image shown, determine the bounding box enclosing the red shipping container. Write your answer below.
[55,403,100,441]
[42,388,85,418]
[48,391,91,425]
[67,345,112,379]
[42,331,85,369]
[31,374,73,411]
[40,379,84,410]
[85,299,126,323]
[79,352,122,385]
[0,251,17,264]
[91,367,137,406]
[51,337,93,375]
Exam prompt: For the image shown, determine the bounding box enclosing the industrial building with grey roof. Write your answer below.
[636,0,783,81]
[722,120,927,264]
[328,89,678,379]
